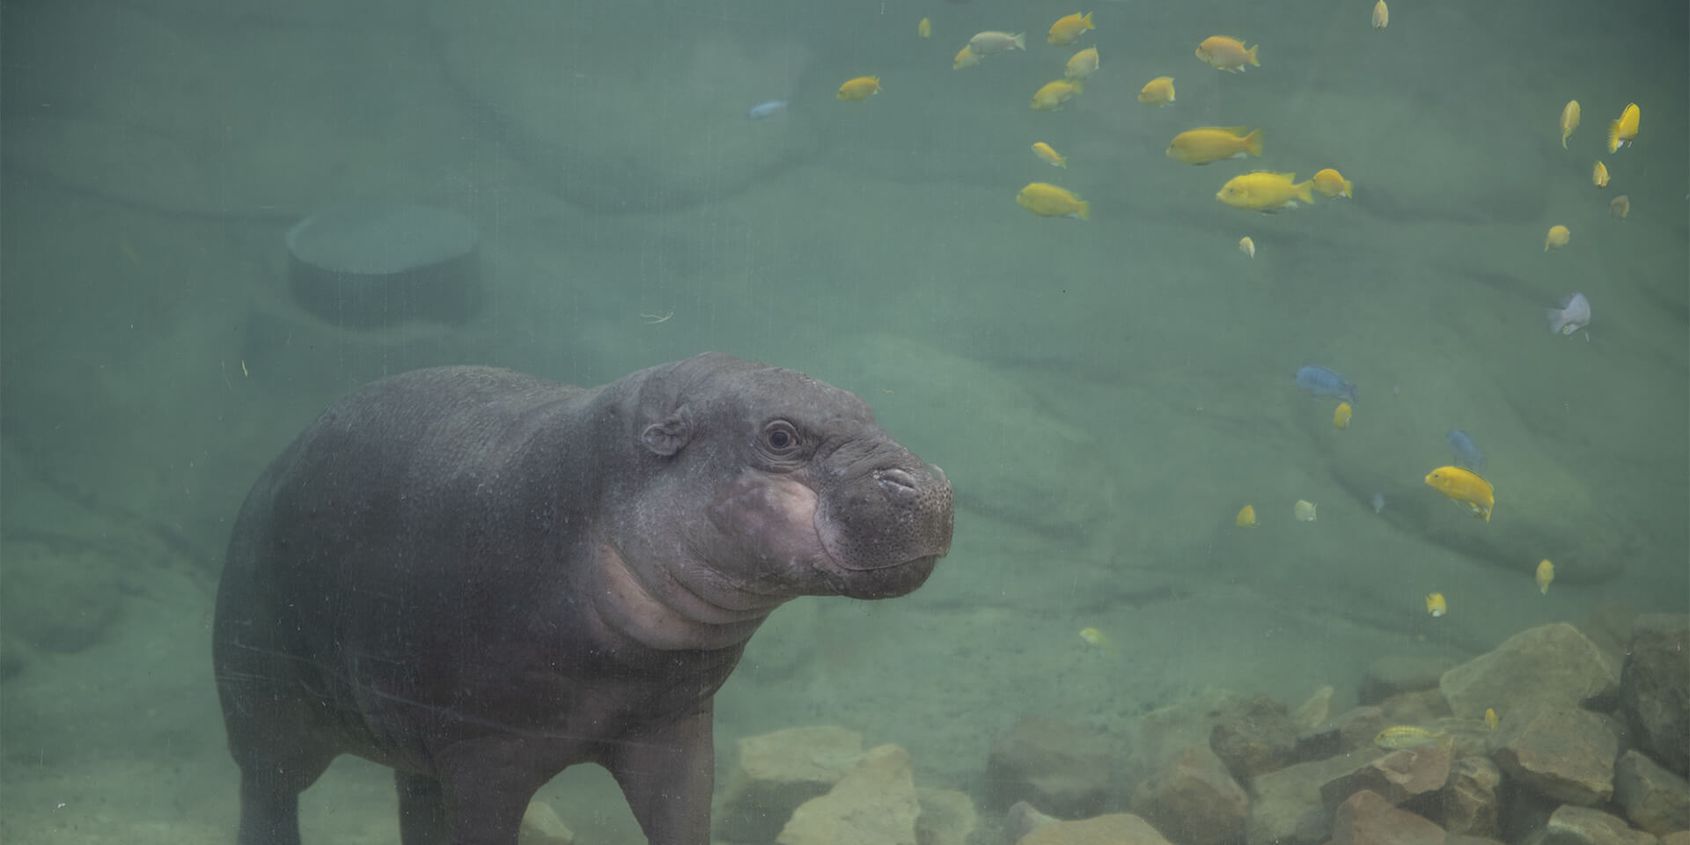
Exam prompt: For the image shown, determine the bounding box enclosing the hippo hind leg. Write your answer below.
[231,741,335,845]
[395,770,448,845]
[219,674,337,845]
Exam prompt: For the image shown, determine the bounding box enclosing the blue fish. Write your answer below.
[1294,365,1358,404]
[746,99,789,120]
[1447,430,1486,471]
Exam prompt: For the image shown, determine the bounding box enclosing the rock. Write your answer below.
[1299,705,1388,760]
[1439,623,1620,719]
[1492,706,1618,806]
[716,725,863,843]
[1581,603,1640,663]
[1321,739,1453,809]
[285,204,481,328]
[1328,790,1447,845]
[1543,805,1660,845]
[0,540,125,653]
[916,788,977,845]
[1361,656,1458,704]
[1210,694,1301,780]
[778,744,920,845]
[1662,834,1690,845]
[985,717,1115,817]
[1620,614,1689,776]
[1613,750,1690,835]
[517,802,574,845]
[1292,686,1335,733]
[1005,801,1061,842]
[1017,813,1175,845]
[1247,749,1382,845]
[1378,689,1452,726]
[1128,744,1249,845]
[1425,756,1502,838]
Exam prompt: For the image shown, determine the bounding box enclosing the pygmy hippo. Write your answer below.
[212,353,954,844]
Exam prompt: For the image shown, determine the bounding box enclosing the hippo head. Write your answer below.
[599,354,952,646]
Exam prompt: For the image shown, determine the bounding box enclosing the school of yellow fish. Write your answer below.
[834,8,1637,653]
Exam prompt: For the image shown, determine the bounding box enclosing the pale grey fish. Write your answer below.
[1370,492,1386,514]
[1547,292,1590,335]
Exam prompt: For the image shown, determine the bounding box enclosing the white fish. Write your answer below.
[1547,292,1590,335]
[746,99,789,120]
[1370,492,1386,514]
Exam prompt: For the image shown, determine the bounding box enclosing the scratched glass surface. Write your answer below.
[1,1,1685,842]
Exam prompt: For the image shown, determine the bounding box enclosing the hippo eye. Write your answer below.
[761,420,801,455]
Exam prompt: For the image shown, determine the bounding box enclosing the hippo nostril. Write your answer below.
[876,468,919,496]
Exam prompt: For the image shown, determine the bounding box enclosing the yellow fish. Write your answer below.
[1536,559,1555,594]
[1424,466,1494,522]
[1166,127,1262,165]
[1031,141,1068,168]
[1078,626,1111,649]
[1425,593,1447,618]
[1485,708,1500,731]
[1216,171,1313,212]
[1611,195,1630,219]
[837,76,881,101]
[1592,160,1609,188]
[1313,168,1353,198]
[1031,79,1083,111]
[1048,12,1094,46]
[1560,100,1581,148]
[1607,102,1640,153]
[1333,401,1352,430]
[1016,182,1089,220]
[953,46,982,70]
[1376,725,1440,749]
[1238,236,1255,258]
[968,31,1026,56]
[1065,47,1100,80]
[1545,224,1570,251]
[1138,76,1175,105]
[1372,0,1389,29]
[1196,35,1258,72]
[1235,504,1257,527]
[918,17,931,39]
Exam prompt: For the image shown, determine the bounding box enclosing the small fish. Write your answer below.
[1547,292,1591,335]
[1235,504,1257,527]
[1372,0,1389,29]
[969,31,1026,55]
[1016,182,1089,220]
[1560,100,1581,149]
[1370,492,1387,514]
[1196,35,1258,72]
[1030,78,1083,111]
[1238,236,1255,258]
[1137,76,1176,105]
[1610,195,1630,219]
[1166,126,1262,165]
[1048,12,1095,46]
[953,45,982,70]
[1593,160,1610,188]
[1294,500,1317,522]
[1313,168,1353,198]
[1295,365,1358,403]
[1333,401,1353,430]
[1424,466,1494,522]
[918,17,932,39]
[1544,224,1570,251]
[1607,102,1640,153]
[1446,430,1485,471]
[1376,724,1440,749]
[1218,171,1313,212]
[1536,559,1555,594]
[1031,141,1068,168]
[1078,626,1111,649]
[837,76,881,101]
[1424,593,1447,618]
[1485,708,1500,731]
[746,99,788,120]
[1065,46,1100,80]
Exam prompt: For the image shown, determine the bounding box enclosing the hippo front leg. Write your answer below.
[605,707,716,844]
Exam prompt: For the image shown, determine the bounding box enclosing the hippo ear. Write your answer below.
[640,406,692,456]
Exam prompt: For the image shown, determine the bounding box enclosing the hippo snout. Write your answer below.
[817,455,954,582]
